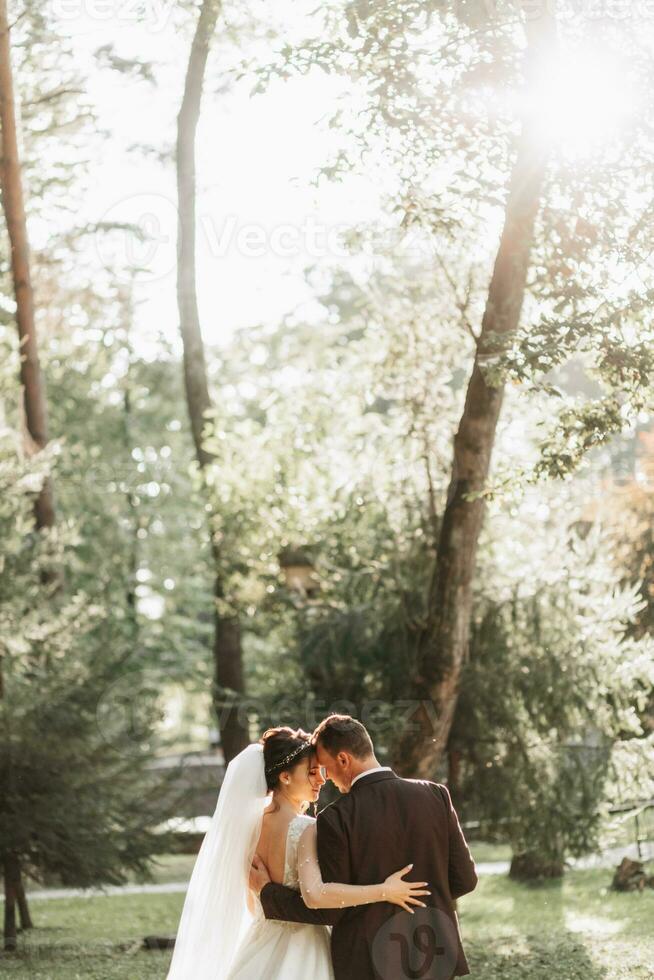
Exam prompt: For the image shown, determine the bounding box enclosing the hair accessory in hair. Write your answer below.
[264,739,311,777]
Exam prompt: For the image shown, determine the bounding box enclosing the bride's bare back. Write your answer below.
[255,807,296,885]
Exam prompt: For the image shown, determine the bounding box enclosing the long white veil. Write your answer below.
[166,742,268,980]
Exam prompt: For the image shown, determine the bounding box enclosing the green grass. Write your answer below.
[461,866,654,979]
[1,865,653,978]
[466,840,512,863]
[0,892,182,979]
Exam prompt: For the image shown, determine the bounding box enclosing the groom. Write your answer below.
[249,714,478,980]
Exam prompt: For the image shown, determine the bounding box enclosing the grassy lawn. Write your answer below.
[0,892,182,979]
[1,865,652,978]
[466,841,512,863]
[462,866,654,979]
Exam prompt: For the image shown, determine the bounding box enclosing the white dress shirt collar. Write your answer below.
[351,766,393,787]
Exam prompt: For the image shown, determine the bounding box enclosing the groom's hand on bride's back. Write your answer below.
[249,855,271,896]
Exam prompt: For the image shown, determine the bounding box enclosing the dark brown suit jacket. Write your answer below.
[260,770,478,980]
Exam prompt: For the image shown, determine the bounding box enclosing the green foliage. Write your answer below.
[197,274,461,728]
[0,362,176,894]
[1,651,175,889]
[240,0,654,486]
[452,518,654,865]
[198,281,653,867]
[608,434,654,642]
[45,321,214,690]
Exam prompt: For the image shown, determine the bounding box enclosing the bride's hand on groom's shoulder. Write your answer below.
[381,865,431,913]
[249,854,271,897]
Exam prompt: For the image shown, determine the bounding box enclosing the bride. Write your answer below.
[166,726,429,980]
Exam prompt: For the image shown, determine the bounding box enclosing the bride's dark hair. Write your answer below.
[260,726,313,792]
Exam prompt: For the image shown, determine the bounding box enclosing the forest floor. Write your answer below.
[0,863,652,979]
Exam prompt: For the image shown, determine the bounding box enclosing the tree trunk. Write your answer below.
[1,854,31,949]
[509,850,565,881]
[447,747,462,801]
[118,287,141,631]
[177,0,219,472]
[176,0,248,760]
[0,0,54,531]
[3,855,19,951]
[0,5,39,945]
[212,599,247,763]
[395,12,557,778]
[16,874,32,931]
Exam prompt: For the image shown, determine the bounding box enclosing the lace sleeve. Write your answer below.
[298,823,385,910]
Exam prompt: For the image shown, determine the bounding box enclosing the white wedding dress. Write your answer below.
[226,813,334,980]
[166,745,335,980]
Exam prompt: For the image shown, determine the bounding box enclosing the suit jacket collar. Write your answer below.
[350,769,398,791]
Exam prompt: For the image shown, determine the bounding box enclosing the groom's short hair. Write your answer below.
[312,714,374,759]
